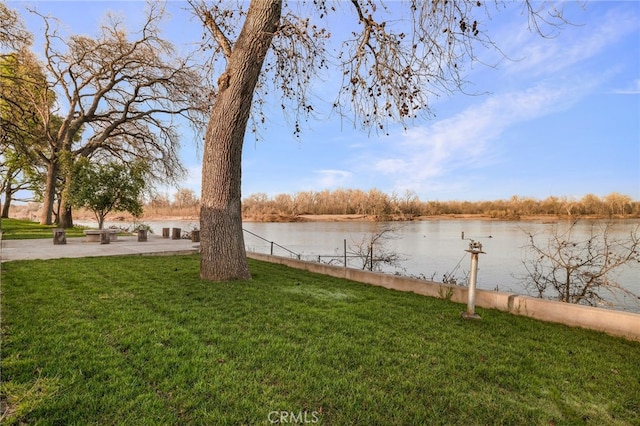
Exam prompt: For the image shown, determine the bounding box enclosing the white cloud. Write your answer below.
[349,2,637,199]
[374,159,407,174]
[359,79,594,197]
[612,79,640,95]
[501,4,639,77]
[311,169,353,189]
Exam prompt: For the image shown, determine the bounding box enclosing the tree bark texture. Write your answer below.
[40,159,57,225]
[58,154,76,228]
[59,203,74,228]
[2,183,12,218]
[200,0,282,281]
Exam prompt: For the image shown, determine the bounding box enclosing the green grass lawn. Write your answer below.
[1,254,639,425]
[0,218,88,240]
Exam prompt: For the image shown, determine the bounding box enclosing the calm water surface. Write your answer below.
[85,218,640,312]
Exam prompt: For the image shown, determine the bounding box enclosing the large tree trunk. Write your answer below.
[58,155,76,228]
[59,202,73,228]
[1,199,9,219]
[40,159,57,225]
[2,180,12,218]
[200,0,282,281]
[59,176,73,228]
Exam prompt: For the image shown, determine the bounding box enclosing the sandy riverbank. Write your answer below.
[8,204,614,224]
[242,213,601,223]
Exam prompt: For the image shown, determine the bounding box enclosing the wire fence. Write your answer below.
[242,228,436,273]
[242,228,302,259]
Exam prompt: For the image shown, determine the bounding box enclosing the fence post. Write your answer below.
[344,239,347,267]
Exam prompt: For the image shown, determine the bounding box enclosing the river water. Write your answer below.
[81,218,640,312]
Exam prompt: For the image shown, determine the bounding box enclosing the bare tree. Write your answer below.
[348,224,405,272]
[521,221,640,308]
[604,192,633,218]
[0,1,32,52]
[190,0,572,281]
[240,189,639,220]
[23,2,207,226]
[173,188,200,208]
[580,193,605,216]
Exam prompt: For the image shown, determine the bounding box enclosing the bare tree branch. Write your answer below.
[22,2,209,225]
[521,221,640,308]
[0,2,33,52]
[191,0,580,281]
[349,224,405,271]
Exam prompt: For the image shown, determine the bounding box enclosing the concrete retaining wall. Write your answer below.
[247,252,640,341]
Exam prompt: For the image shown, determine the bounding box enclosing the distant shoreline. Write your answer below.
[128,213,635,223]
[240,213,627,223]
[8,205,637,224]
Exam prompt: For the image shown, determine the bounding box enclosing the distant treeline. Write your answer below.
[240,189,640,220]
[106,188,638,221]
[13,187,635,223]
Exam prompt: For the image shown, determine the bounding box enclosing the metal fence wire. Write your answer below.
[242,229,407,271]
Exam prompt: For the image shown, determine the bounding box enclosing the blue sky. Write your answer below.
[11,0,640,202]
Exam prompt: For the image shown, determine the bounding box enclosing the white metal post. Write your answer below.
[463,241,484,319]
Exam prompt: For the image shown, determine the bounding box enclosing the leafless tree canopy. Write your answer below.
[0,2,33,52]
[348,224,405,271]
[190,0,576,281]
[521,221,640,308]
[38,3,206,178]
[191,0,571,136]
[14,2,209,225]
[242,190,640,220]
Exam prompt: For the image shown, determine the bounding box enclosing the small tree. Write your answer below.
[521,221,640,308]
[68,159,147,229]
[349,225,405,272]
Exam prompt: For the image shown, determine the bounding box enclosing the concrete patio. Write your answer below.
[0,234,200,262]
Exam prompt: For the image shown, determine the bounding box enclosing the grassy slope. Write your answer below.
[1,255,639,425]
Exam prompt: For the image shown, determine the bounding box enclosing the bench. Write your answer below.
[83,229,119,242]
